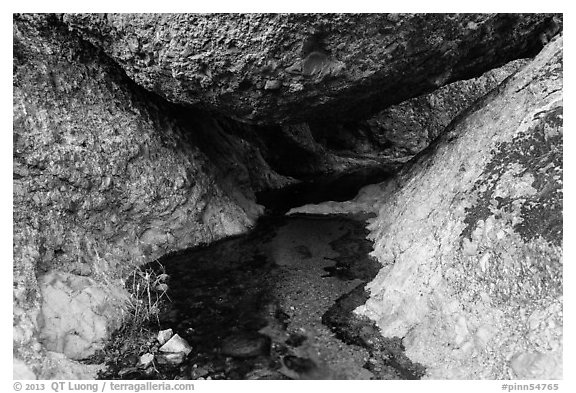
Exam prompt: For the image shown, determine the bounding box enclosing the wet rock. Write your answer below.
[355,36,563,379]
[157,329,173,345]
[322,284,425,380]
[159,334,192,355]
[220,332,271,358]
[64,14,559,124]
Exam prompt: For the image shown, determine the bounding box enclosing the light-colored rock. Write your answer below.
[13,358,37,380]
[63,13,559,124]
[510,351,562,379]
[138,353,154,368]
[40,351,104,379]
[156,352,186,366]
[159,334,192,355]
[38,271,127,360]
[364,59,528,157]
[157,328,173,345]
[13,13,563,381]
[286,60,528,216]
[353,36,563,379]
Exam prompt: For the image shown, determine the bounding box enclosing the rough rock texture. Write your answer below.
[364,59,528,157]
[39,272,127,360]
[283,58,528,189]
[353,36,563,379]
[13,14,278,378]
[13,13,563,381]
[62,13,560,124]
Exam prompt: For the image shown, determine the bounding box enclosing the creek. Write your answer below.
[98,171,424,380]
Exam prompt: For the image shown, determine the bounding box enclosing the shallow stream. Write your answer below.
[99,212,424,380]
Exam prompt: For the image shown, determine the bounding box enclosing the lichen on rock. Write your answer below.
[354,35,563,379]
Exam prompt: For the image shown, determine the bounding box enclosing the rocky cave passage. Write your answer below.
[13,13,562,380]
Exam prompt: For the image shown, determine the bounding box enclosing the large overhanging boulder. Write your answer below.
[63,13,560,124]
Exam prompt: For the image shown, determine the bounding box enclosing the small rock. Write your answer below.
[157,328,173,345]
[190,365,209,379]
[264,80,282,90]
[138,353,154,368]
[159,334,192,355]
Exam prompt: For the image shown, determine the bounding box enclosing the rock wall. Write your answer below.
[355,35,563,379]
[364,59,528,157]
[296,59,528,177]
[13,13,562,380]
[62,13,559,124]
[12,14,278,378]
[287,58,528,217]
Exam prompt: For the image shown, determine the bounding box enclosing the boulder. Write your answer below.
[63,13,560,124]
[38,271,126,360]
[13,13,270,376]
[355,35,563,379]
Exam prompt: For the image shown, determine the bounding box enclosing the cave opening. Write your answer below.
[94,109,406,379]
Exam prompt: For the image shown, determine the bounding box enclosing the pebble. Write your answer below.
[264,80,282,90]
[160,334,192,355]
[157,328,173,345]
[139,353,154,368]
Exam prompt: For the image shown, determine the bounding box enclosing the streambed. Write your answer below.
[98,213,424,380]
